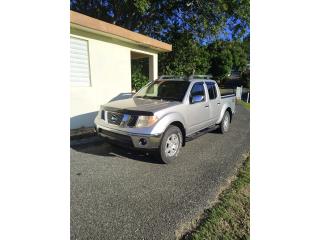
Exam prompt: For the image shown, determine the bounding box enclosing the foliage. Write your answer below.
[208,40,249,80]
[242,35,250,61]
[231,42,248,71]
[70,0,250,81]
[70,0,249,42]
[159,31,211,76]
[210,47,233,80]
[223,0,250,39]
[241,67,250,88]
[131,60,149,91]
[184,157,250,240]
[239,100,250,110]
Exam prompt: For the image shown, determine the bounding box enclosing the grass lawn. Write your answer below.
[239,100,250,110]
[183,157,250,240]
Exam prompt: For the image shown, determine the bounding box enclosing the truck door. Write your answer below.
[186,82,211,134]
[205,82,221,124]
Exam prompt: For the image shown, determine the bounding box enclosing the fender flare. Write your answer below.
[217,105,232,124]
[151,112,186,135]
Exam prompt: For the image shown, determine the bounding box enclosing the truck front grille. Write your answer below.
[107,112,124,125]
[127,115,138,127]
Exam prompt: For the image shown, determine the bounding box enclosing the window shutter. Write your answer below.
[70,37,91,86]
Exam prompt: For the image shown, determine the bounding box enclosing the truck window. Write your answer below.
[135,80,190,101]
[189,82,206,103]
[205,82,217,99]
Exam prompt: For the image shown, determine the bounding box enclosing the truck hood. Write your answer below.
[102,97,181,115]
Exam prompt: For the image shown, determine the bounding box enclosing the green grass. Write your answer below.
[239,100,250,110]
[184,157,250,240]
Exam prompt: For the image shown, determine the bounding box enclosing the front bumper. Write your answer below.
[95,124,162,149]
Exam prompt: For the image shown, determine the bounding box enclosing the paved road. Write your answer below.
[71,104,250,240]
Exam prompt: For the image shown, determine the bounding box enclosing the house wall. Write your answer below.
[70,28,158,129]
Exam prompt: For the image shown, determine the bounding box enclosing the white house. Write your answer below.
[70,11,172,129]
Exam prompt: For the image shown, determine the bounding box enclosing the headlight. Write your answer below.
[135,116,159,128]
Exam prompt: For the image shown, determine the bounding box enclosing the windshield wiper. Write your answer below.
[139,96,161,100]
[136,96,180,101]
[159,97,180,101]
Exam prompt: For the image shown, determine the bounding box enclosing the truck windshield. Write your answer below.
[134,80,190,102]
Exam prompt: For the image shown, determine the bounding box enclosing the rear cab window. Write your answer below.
[205,81,217,100]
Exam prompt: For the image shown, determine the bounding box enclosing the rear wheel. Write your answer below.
[220,111,231,133]
[156,125,183,164]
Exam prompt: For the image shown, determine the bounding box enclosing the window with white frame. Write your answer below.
[70,37,91,86]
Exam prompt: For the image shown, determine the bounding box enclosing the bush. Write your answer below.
[131,58,149,92]
[241,68,250,88]
[131,64,149,92]
[210,48,233,80]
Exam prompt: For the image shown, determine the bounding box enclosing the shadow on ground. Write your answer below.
[72,140,163,165]
[209,128,222,134]
[72,127,222,164]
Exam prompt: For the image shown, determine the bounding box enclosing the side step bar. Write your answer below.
[185,124,220,142]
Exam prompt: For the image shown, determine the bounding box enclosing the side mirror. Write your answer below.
[191,95,204,104]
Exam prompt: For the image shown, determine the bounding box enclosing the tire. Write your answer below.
[156,125,183,164]
[220,111,231,134]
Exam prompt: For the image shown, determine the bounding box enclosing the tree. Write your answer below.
[159,30,210,76]
[70,0,249,42]
[242,35,250,61]
[230,41,249,71]
[241,67,250,88]
[207,39,249,79]
[70,1,250,81]
[210,47,233,79]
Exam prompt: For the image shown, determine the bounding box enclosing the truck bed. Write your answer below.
[220,88,236,97]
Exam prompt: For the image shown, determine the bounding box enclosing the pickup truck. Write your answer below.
[95,75,236,164]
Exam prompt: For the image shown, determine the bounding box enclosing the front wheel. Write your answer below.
[220,111,231,134]
[156,125,183,164]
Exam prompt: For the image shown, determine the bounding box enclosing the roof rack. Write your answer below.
[158,75,186,80]
[188,75,213,80]
[157,75,214,81]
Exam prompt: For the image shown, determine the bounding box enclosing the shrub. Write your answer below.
[131,64,149,92]
[241,68,250,88]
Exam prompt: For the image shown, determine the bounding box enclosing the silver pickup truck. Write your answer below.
[95,75,236,163]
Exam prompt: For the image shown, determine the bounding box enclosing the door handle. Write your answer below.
[205,105,209,108]
[217,102,221,105]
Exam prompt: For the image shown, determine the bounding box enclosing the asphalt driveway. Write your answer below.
[70,104,250,240]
